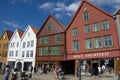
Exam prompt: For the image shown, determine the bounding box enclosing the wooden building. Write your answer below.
[36,15,67,73]
[66,0,120,75]
[0,30,13,69]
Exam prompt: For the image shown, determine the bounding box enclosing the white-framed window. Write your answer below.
[26,51,29,57]
[23,42,26,48]
[30,50,33,57]
[72,28,78,36]
[17,42,19,47]
[73,40,79,51]
[86,38,92,49]
[15,51,18,57]
[85,24,90,33]
[12,51,14,57]
[83,12,90,21]
[102,20,110,30]
[13,43,15,47]
[27,41,30,47]
[93,23,100,32]
[22,51,25,57]
[31,41,34,47]
[104,35,113,47]
[94,37,102,48]
[55,34,61,42]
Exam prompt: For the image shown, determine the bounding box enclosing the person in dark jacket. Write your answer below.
[4,65,10,80]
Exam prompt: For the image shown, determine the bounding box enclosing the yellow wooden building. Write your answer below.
[0,30,13,69]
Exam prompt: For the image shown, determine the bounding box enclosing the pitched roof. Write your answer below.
[0,29,13,40]
[17,29,24,38]
[30,25,39,34]
[6,30,13,40]
[37,15,66,36]
[66,0,113,31]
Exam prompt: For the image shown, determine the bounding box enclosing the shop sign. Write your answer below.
[73,52,110,59]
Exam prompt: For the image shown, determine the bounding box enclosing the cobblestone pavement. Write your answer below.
[0,72,115,80]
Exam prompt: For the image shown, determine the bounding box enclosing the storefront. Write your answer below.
[67,50,120,76]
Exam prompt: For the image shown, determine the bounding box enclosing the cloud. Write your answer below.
[89,0,120,10]
[38,0,120,19]
[11,0,32,4]
[65,1,80,13]
[38,0,81,18]
[55,14,63,18]
[38,2,53,10]
[3,20,21,28]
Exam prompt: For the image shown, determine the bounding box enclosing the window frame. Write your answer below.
[73,40,80,51]
[104,35,113,47]
[84,24,91,34]
[72,28,78,36]
[85,38,93,49]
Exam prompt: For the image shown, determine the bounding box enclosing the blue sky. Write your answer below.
[0,0,120,35]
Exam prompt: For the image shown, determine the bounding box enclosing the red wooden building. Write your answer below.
[36,15,67,72]
[66,0,120,75]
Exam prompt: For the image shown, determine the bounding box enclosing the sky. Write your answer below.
[0,0,120,35]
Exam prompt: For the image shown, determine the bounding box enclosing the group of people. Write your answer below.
[4,65,18,80]
[4,65,34,80]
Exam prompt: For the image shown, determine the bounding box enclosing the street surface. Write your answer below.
[0,72,115,80]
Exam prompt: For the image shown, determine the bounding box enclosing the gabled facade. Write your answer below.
[66,0,120,75]
[0,30,13,69]
[36,15,66,72]
[20,25,38,71]
[7,29,24,70]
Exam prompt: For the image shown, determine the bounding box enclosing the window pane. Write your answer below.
[45,36,49,43]
[55,34,61,42]
[104,35,113,47]
[86,38,92,49]
[39,48,43,56]
[47,24,52,31]
[30,51,33,57]
[73,40,79,51]
[93,23,100,32]
[50,46,60,55]
[85,24,90,33]
[72,28,78,36]
[94,37,102,48]
[40,37,44,44]
[102,20,110,30]
[83,12,89,21]
[44,47,49,55]
[27,42,30,47]
[31,41,34,47]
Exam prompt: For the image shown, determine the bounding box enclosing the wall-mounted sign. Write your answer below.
[67,50,120,60]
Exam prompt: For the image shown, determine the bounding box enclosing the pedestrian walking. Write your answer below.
[76,67,79,80]
[4,65,10,80]
[11,68,18,80]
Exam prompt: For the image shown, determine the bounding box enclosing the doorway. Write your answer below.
[92,63,98,75]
